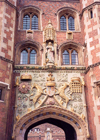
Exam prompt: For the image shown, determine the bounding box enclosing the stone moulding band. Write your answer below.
[0,56,13,64]
[0,0,17,9]
[14,65,86,71]
[85,62,100,74]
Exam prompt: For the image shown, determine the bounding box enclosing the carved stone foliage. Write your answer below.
[15,71,85,123]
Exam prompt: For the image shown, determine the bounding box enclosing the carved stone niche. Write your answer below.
[43,20,57,66]
[44,19,56,42]
[66,31,73,40]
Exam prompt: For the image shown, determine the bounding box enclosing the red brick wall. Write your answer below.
[15,1,82,46]
[0,1,16,140]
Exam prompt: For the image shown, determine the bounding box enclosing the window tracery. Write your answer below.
[23,13,38,30]
[62,49,78,65]
[20,48,37,65]
[58,8,80,31]
[60,15,75,31]
[18,6,41,30]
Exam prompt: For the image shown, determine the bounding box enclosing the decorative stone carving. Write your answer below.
[45,98,55,105]
[81,114,85,120]
[15,72,86,119]
[72,93,82,102]
[57,73,68,82]
[69,77,82,94]
[18,82,30,94]
[81,76,85,86]
[46,73,55,87]
[33,74,45,82]
[20,73,32,80]
[44,20,56,42]
[16,115,20,121]
[30,83,44,105]
[15,77,19,86]
[54,83,71,107]
[74,103,83,114]
[27,108,32,113]
[46,42,55,64]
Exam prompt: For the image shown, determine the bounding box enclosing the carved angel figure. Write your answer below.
[57,83,71,106]
[31,83,43,105]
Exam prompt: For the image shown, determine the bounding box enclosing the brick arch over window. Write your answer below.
[15,40,43,65]
[58,41,84,66]
[57,7,80,31]
[18,6,42,30]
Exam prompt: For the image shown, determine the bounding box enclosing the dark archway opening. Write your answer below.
[24,118,77,140]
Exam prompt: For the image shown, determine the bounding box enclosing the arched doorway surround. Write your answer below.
[12,106,89,140]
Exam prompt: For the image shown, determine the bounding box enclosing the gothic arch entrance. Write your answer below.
[13,106,89,140]
[26,118,76,140]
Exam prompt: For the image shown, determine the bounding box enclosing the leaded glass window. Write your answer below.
[23,14,38,30]
[32,15,38,30]
[68,16,75,31]
[20,50,28,64]
[71,50,78,65]
[60,16,67,30]
[63,50,69,64]
[23,15,30,30]
[30,50,36,64]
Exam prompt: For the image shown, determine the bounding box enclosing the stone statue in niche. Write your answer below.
[46,42,54,64]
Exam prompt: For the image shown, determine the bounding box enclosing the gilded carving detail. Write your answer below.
[20,73,32,80]
[54,83,71,107]
[44,20,56,42]
[30,83,44,105]
[69,77,82,94]
[15,77,19,86]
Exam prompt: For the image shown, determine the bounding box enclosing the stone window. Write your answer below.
[23,14,38,30]
[18,6,41,30]
[60,15,75,31]
[20,48,37,64]
[58,8,80,31]
[62,49,78,65]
